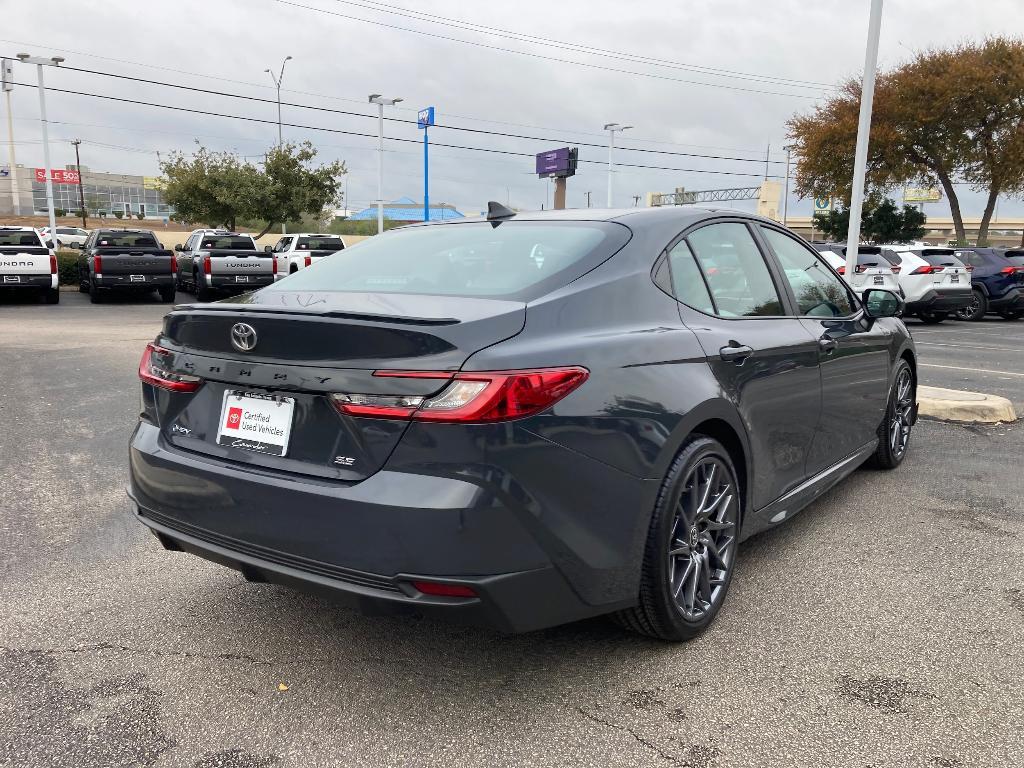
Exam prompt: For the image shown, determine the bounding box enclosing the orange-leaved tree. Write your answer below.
[788,38,1024,245]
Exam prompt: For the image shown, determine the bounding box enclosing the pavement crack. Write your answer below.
[577,706,685,766]
[45,642,277,667]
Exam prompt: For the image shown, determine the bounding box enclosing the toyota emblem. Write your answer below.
[230,322,258,352]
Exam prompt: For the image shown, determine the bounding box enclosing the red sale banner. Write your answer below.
[34,168,81,184]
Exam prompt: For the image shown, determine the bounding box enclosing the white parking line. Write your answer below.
[911,327,1024,340]
[915,341,1024,353]
[920,363,1024,378]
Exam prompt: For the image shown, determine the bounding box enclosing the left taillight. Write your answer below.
[170,255,177,275]
[330,367,589,423]
[304,255,312,268]
[49,254,57,274]
[138,343,202,392]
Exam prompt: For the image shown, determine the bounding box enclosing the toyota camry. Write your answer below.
[129,204,917,641]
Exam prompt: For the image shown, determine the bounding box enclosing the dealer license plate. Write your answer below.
[130,274,145,282]
[950,274,959,283]
[873,275,884,285]
[235,275,249,283]
[215,390,295,457]
[3,275,20,283]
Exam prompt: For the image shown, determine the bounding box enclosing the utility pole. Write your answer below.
[632,194,641,207]
[844,0,884,277]
[585,191,591,208]
[369,94,402,234]
[783,147,792,228]
[265,56,291,234]
[2,58,21,216]
[16,53,64,242]
[71,140,87,228]
[604,123,632,207]
[764,144,771,181]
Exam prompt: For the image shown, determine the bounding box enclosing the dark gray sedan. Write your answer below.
[129,205,916,641]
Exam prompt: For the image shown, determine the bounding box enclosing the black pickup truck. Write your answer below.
[78,229,177,304]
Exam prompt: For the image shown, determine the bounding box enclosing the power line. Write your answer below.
[325,0,837,90]
[274,0,828,100]
[9,80,781,179]
[25,61,787,166]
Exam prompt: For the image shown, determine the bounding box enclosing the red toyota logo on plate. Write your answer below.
[226,407,243,429]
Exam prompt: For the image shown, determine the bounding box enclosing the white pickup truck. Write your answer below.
[174,230,276,302]
[268,233,345,279]
[0,226,59,304]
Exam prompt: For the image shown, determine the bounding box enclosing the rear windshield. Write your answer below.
[1006,250,1024,264]
[200,236,255,250]
[296,236,344,251]
[0,231,43,247]
[96,232,159,248]
[266,221,630,300]
[57,228,80,235]
[918,250,958,266]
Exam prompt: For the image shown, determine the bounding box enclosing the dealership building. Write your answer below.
[0,164,174,220]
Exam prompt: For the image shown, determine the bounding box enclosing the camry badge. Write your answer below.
[230,322,258,352]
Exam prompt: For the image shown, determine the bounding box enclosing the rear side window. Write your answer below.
[296,236,344,251]
[686,223,784,317]
[95,232,159,248]
[0,231,43,247]
[201,236,255,250]
[1006,250,1024,265]
[267,221,629,300]
[881,250,903,266]
[955,251,986,268]
[761,227,856,317]
[665,241,715,315]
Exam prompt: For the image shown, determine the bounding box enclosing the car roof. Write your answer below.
[290,233,340,237]
[426,205,752,226]
[95,228,156,234]
[0,226,40,232]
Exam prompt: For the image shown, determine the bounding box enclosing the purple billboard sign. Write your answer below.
[535,147,576,178]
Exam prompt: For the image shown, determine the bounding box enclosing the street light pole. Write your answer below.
[603,123,632,208]
[71,139,87,228]
[265,56,291,235]
[17,53,64,242]
[783,147,792,228]
[369,94,402,235]
[2,58,21,216]
[844,0,884,277]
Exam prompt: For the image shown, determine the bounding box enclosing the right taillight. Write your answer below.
[330,367,589,423]
[94,254,103,274]
[138,343,203,392]
[1001,266,1019,275]
[910,265,939,275]
[304,255,312,268]
[890,265,901,274]
[203,255,211,275]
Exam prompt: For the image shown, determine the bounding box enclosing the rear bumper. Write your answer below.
[96,274,175,289]
[989,286,1024,311]
[905,287,972,313]
[127,420,652,632]
[0,273,55,289]
[208,274,275,290]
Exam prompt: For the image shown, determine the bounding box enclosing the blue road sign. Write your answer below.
[417,106,435,129]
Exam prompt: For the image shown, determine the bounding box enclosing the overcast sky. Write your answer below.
[4,0,1024,219]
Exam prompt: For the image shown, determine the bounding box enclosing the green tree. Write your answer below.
[788,37,1024,245]
[248,142,346,237]
[814,196,927,243]
[813,206,850,240]
[160,145,259,231]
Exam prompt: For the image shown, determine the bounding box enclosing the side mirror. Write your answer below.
[862,288,904,319]
[174,244,183,252]
[264,245,273,253]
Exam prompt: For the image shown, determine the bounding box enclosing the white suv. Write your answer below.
[879,246,972,324]
[268,233,345,279]
[813,245,903,297]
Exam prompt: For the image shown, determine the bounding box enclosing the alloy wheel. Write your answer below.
[667,457,738,622]
[955,293,982,321]
[889,368,914,459]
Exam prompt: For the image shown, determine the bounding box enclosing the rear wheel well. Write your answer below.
[690,418,747,519]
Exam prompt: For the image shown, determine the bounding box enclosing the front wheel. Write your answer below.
[917,310,948,324]
[44,287,60,304]
[870,360,915,469]
[614,436,741,641]
[88,280,103,304]
[158,285,176,303]
[954,290,987,321]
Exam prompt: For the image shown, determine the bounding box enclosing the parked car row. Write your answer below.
[950,247,1024,321]
[0,226,60,303]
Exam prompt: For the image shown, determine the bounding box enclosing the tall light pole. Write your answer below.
[264,56,291,146]
[16,53,63,241]
[603,123,632,208]
[265,56,291,235]
[71,139,87,228]
[2,58,21,216]
[844,0,884,277]
[783,146,793,228]
[369,94,402,234]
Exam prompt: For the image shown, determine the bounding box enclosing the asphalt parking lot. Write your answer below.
[1,291,1022,768]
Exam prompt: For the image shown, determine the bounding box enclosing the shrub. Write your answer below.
[136,212,145,220]
[56,251,80,286]
[113,211,124,219]
[54,208,66,217]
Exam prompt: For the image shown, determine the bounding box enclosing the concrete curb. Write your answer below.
[917,385,1017,424]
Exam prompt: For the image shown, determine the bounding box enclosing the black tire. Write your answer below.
[613,435,741,641]
[917,310,947,324]
[195,272,213,302]
[290,264,298,274]
[158,285,176,303]
[998,310,1023,321]
[88,280,103,304]
[44,287,60,304]
[954,289,987,321]
[869,359,915,470]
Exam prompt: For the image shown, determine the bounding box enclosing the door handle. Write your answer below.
[818,337,838,353]
[719,343,754,363]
